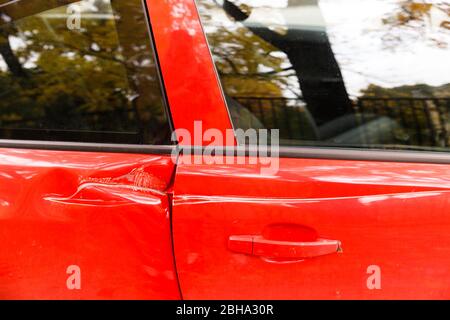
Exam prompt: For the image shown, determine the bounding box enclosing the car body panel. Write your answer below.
[0,148,180,299]
[172,155,450,299]
[146,0,234,146]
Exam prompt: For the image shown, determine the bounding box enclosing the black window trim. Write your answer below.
[1,140,450,164]
[142,0,175,135]
[276,146,450,164]
[180,146,450,164]
[0,139,176,154]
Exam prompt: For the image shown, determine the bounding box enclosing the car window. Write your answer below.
[197,0,450,152]
[0,0,171,144]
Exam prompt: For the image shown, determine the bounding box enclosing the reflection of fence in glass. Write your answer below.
[233,96,450,149]
[356,98,450,148]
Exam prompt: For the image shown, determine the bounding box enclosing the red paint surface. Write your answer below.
[0,149,180,299]
[146,0,234,146]
[172,156,450,299]
[1,0,450,301]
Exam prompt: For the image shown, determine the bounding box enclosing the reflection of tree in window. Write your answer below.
[0,0,170,144]
[200,0,352,125]
[381,1,449,48]
[198,0,450,150]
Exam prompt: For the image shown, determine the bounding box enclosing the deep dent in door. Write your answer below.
[0,148,180,299]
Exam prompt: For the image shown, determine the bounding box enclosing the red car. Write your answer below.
[0,0,449,299]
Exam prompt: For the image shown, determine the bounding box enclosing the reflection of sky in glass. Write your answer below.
[203,0,449,99]
[231,0,288,8]
[320,0,450,97]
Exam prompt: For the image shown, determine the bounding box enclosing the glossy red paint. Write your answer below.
[172,155,450,299]
[0,149,180,299]
[146,0,234,146]
[1,0,450,301]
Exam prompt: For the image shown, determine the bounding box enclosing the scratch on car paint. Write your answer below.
[173,190,448,206]
[44,183,164,207]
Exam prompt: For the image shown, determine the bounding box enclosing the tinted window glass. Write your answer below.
[0,0,171,144]
[197,0,450,151]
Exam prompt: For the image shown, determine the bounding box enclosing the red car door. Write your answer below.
[0,0,179,299]
[172,154,450,299]
[0,146,179,299]
[151,0,450,299]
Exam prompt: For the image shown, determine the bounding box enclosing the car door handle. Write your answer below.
[228,235,341,259]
